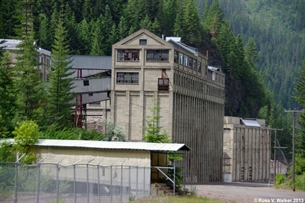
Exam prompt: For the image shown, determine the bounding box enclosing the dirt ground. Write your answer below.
[185,182,305,203]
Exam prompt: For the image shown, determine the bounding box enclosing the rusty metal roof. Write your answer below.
[35,139,191,152]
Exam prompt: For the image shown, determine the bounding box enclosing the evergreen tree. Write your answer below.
[0,0,18,38]
[162,0,177,36]
[46,17,75,130]
[183,0,202,46]
[294,60,305,157]
[77,18,92,54]
[13,0,45,122]
[140,14,152,30]
[117,16,129,40]
[0,52,16,137]
[37,13,52,50]
[90,20,104,56]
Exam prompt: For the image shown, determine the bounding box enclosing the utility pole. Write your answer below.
[284,109,304,192]
[273,128,283,184]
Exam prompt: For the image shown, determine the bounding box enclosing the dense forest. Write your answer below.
[0,0,270,117]
[1,0,305,162]
[196,0,305,110]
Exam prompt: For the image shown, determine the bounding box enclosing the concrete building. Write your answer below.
[111,29,225,183]
[223,116,272,182]
[1,39,51,82]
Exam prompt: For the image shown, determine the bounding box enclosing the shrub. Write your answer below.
[275,173,286,185]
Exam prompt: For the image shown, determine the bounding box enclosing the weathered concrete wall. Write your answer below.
[111,29,225,183]
[223,117,271,182]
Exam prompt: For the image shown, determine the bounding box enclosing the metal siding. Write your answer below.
[35,139,190,152]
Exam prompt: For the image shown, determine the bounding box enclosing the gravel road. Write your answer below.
[185,182,305,203]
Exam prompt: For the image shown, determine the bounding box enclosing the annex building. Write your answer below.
[111,29,225,183]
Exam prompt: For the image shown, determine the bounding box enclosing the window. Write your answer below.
[158,78,169,91]
[189,57,193,69]
[184,55,188,67]
[197,61,201,72]
[179,53,184,65]
[116,72,139,84]
[193,59,197,70]
[117,49,139,61]
[83,80,89,86]
[174,51,178,63]
[46,58,50,68]
[146,50,169,61]
[139,39,147,45]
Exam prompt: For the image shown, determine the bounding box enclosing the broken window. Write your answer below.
[117,49,140,61]
[116,72,139,84]
[146,50,169,62]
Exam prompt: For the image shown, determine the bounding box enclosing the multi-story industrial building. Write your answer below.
[111,29,225,183]
[223,116,272,182]
[1,39,51,82]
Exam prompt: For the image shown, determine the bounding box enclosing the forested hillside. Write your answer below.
[196,0,305,110]
[196,0,305,163]
[0,0,271,119]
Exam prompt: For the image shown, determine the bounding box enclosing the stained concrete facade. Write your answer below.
[223,116,271,182]
[111,29,225,183]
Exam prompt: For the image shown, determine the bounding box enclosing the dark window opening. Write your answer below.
[146,50,169,62]
[88,93,93,96]
[116,72,139,84]
[197,61,201,72]
[117,49,140,61]
[158,78,169,91]
[174,51,178,63]
[193,59,197,70]
[189,57,193,69]
[83,80,89,86]
[139,39,147,45]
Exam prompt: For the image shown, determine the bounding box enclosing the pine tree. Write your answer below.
[0,52,16,137]
[90,20,104,56]
[294,60,305,157]
[37,13,52,50]
[13,0,45,122]
[46,17,75,130]
[117,16,128,40]
[183,0,202,46]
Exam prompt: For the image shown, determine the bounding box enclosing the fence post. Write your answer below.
[14,153,26,203]
[86,159,94,203]
[97,159,104,203]
[56,158,65,202]
[136,165,138,198]
[143,166,145,196]
[128,166,131,193]
[72,160,81,203]
[111,165,113,203]
[120,159,126,202]
[36,156,48,203]
[173,153,176,196]
[110,159,117,203]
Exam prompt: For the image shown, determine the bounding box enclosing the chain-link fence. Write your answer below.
[0,161,150,203]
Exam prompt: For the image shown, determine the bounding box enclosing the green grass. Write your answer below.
[133,195,222,203]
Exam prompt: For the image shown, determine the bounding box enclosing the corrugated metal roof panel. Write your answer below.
[240,118,261,127]
[71,55,112,70]
[35,139,191,152]
[167,40,197,55]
